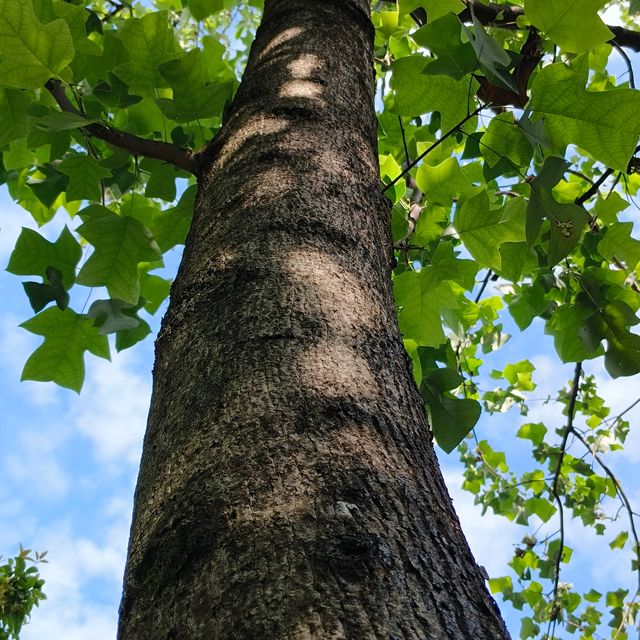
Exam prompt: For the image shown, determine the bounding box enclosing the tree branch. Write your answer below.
[403,1,640,52]
[45,79,199,175]
[459,1,640,52]
[548,362,582,629]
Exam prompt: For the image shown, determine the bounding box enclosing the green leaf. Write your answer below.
[87,298,141,335]
[516,422,547,446]
[76,212,162,304]
[186,0,224,21]
[508,282,547,330]
[20,307,110,391]
[524,0,613,53]
[480,113,532,169]
[395,267,460,347]
[93,73,143,109]
[525,156,587,264]
[525,498,556,523]
[27,164,69,207]
[139,271,171,314]
[23,265,69,312]
[152,184,196,250]
[598,222,640,273]
[599,305,640,378]
[502,360,535,391]
[34,111,96,131]
[463,11,516,91]
[422,371,481,453]
[398,0,462,21]
[0,0,74,88]
[520,616,539,640]
[415,157,473,206]
[115,316,152,352]
[592,192,629,225]
[7,225,81,287]
[141,158,177,201]
[609,531,629,550]
[391,55,470,130]
[546,304,603,362]
[158,48,232,121]
[530,57,640,171]
[0,89,31,147]
[454,190,526,272]
[113,11,179,96]
[58,153,112,202]
[413,13,475,80]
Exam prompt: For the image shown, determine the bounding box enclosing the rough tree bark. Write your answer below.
[118,1,511,638]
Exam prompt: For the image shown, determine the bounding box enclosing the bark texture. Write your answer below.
[118,1,512,638]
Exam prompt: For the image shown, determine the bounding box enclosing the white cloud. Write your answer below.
[0,197,35,261]
[18,517,129,640]
[0,314,62,405]
[11,492,133,640]
[442,466,523,578]
[72,350,151,466]
[0,193,73,263]
[3,429,71,500]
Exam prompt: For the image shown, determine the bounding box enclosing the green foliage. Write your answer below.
[1,0,639,637]
[0,547,46,640]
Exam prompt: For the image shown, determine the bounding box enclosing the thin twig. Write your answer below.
[612,42,636,89]
[383,106,484,192]
[570,427,640,594]
[575,168,615,206]
[546,362,583,639]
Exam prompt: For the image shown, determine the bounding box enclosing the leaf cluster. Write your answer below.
[0,547,46,640]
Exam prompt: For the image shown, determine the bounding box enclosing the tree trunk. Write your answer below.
[118,1,511,638]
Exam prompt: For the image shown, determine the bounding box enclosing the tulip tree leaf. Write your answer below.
[7,226,81,288]
[415,157,473,206]
[0,89,32,147]
[525,156,587,265]
[20,307,110,392]
[598,223,640,273]
[525,0,613,53]
[0,0,74,88]
[454,190,526,272]
[76,213,163,304]
[22,265,69,312]
[480,113,533,168]
[58,154,112,202]
[530,57,640,171]
[139,271,171,314]
[414,13,476,80]
[421,367,481,453]
[88,298,141,335]
[158,48,233,121]
[398,0,462,21]
[391,55,470,130]
[395,267,461,347]
[463,11,517,91]
[186,0,224,21]
[113,12,179,96]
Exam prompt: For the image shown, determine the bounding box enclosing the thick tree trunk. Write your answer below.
[118,1,511,638]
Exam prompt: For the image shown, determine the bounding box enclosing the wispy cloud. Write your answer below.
[71,350,151,466]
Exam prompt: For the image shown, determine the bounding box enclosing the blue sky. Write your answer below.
[2,6,640,639]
